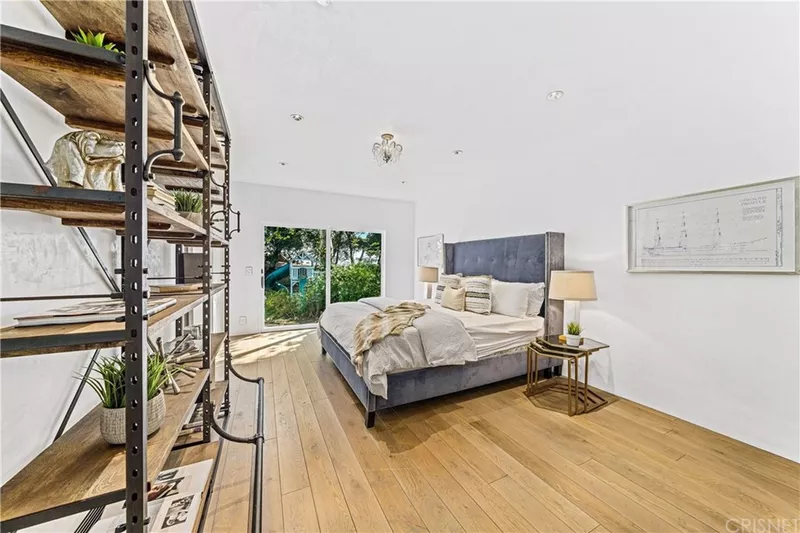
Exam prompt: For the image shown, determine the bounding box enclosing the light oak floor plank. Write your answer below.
[207,332,799,533]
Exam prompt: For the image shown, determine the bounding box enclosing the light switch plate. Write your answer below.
[245,266,254,275]
[239,316,247,325]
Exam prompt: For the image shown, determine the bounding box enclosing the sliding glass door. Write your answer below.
[263,226,384,329]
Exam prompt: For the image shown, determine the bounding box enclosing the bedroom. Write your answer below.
[0,1,798,533]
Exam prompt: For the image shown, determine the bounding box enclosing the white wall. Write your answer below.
[416,4,800,460]
[229,182,415,336]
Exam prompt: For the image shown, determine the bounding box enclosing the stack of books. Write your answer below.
[147,182,176,209]
[14,298,177,327]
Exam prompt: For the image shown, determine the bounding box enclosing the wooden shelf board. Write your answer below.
[210,332,227,362]
[150,283,226,298]
[0,293,208,358]
[184,121,227,169]
[173,379,228,447]
[165,0,200,63]
[0,369,210,526]
[40,0,208,117]
[0,26,208,172]
[0,183,207,239]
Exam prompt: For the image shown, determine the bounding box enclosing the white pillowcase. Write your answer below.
[491,280,546,318]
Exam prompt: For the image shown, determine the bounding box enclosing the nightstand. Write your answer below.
[526,335,609,416]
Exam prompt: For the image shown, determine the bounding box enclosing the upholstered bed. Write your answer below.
[319,232,565,427]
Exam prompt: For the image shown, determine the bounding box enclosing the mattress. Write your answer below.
[420,299,544,358]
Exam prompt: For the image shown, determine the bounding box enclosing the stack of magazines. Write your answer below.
[14,298,177,327]
[147,182,176,209]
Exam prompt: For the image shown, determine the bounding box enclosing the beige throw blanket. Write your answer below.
[352,301,426,375]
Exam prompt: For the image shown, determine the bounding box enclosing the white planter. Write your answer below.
[100,390,166,445]
[179,211,203,227]
[565,334,582,347]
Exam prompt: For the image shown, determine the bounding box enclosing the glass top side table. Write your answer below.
[526,336,609,416]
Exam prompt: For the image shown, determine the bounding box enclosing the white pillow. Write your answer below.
[491,280,531,318]
[435,274,462,304]
[526,282,546,317]
[491,280,546,318]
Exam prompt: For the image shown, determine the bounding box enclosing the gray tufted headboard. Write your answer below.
[444,232,564,335]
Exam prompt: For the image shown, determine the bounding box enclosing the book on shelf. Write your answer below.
[181,403,204,431]
[147,182,176,209]
[13,297,177,327]
[92,460,213,533]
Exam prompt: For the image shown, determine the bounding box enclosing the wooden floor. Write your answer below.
[204,331,799,533]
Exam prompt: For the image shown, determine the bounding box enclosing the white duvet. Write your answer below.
[319,298,545,398]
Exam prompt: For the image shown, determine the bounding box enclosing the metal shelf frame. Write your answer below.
[0,1,262,532]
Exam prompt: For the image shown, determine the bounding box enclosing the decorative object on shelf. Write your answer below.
[372,133,403,166]
[83,356,168,445]
[46,131,124,192]
[548,270,597,327]
[13,297,176,327]
[417,233,443,268]
[69,27,119,52]
[565,321,583,347]
[173,189,203,226]
[417,266,439,299]
[148,182,177,209]
[627,176,799,273]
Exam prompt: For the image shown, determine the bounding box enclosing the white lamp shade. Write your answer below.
[548,270,597,301]
[417,266,439,283]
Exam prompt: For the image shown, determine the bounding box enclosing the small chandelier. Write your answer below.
[372,133,403,166]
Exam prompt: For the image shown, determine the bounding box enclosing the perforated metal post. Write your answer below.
[201,68,213,443]
[222,134,231,414]
[124,1,149,531]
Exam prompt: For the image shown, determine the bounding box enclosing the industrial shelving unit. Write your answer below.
[0,2,262,532]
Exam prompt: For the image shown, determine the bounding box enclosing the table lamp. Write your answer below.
[417,266,439,299]
[548,270,597,327]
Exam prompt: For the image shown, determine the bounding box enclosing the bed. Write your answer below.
[319,232,565,427]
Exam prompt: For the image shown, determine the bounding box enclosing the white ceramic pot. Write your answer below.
[565,334,582,347]
[100,390,166,445]
[179,211,203,227]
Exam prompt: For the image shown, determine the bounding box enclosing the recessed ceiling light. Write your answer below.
[401,181,407,184]
[453,149,463,155]
[547,91,564,101]
[289,114,304,121]
[279,162,288,166]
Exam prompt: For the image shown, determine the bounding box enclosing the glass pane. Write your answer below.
[264,226,327,326]
[330,230,382,304]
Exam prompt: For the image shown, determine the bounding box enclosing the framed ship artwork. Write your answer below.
[417,234,444,268]
[627,176,799,273]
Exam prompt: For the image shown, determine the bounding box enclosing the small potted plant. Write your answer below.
[83,355,168,445]
[173,190,203,226]
[565,321,583,347]
[70,28,120,52]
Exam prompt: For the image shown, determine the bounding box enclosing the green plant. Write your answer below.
[173,190,202,213]
[70,28,119,52]
[83,355,168,409]
[566,322,583,336]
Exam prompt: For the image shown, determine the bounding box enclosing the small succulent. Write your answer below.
[173,190,203,213]
[82,355,169,409]
[70,28,119,52]
[566,322,583,336]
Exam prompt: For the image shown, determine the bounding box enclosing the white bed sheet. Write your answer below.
[421,299,544,358]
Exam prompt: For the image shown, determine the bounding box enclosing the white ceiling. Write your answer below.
[196,1,799,202]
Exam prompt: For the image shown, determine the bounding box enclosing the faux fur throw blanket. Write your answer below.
[352,301,426,375]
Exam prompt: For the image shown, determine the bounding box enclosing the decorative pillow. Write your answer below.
[526,282,546,317]
[491,280,530,318]
[441,286,466,312]
[435,274,462,304]
[463,275,492,314]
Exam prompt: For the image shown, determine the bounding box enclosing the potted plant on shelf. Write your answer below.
[83,355,168,445]
[70,28,120,52]
[565,321,583,347]
[173,190,203,226]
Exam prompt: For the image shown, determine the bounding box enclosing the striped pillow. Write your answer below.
[463,275,492,314]
[435,274,462,304]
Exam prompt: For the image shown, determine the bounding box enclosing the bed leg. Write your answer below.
[321,345,327,356]
[365,410,376,428]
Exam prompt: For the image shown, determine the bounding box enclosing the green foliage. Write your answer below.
[82,355,169,409]
[173,190,202,213]
[263,263,381,325]
[70,28,119,51]
[566,321,583,336]
[264,227,325,273]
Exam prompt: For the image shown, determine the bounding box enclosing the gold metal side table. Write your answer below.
[526,335,609,416]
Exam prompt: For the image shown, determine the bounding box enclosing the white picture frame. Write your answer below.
[417,234,443,268]
[626,177,799,273]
